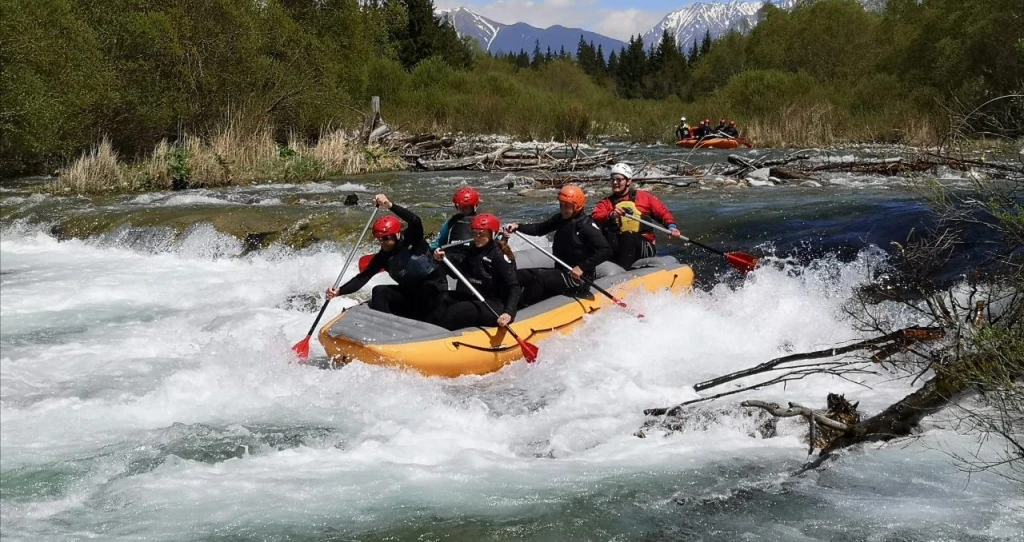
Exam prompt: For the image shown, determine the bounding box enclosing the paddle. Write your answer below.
[357,239,472,273]
[292,207,379,360]
[620,211,759,274]
[512,231,643,319]
[439,254,539,363]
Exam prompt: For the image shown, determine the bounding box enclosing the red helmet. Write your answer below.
[729,121,736,126]
[703,118,710,125]
[557,185,586,213]
[470,213,500,232]
[372,215,401,239]
[452,187,480,207]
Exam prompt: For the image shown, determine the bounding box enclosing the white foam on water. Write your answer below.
[1,226,1020,539]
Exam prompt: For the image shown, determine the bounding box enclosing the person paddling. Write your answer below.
[327,194,447,322]
[432,213,521,330]
[591,163,682,270]
[504,185,612,307]
[430,186,480,265]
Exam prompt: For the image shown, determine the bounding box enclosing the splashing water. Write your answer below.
[2,183,1021,540]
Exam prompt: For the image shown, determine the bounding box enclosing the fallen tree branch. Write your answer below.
[693,326,945,392]
[741,400,860,434]
[643,361,878,416]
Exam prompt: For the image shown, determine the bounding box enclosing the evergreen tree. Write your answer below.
[688,38,699,64]
[388,0,472,70]
[700,29,712,56]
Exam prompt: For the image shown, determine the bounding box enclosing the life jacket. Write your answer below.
[386,242,438,286]
[441,214,474,248]
[602,189,653,236]
[457,242,511,301]
[552,212,601,270]
[613,201,640,233]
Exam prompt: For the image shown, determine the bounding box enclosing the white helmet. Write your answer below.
[680,116,687,122]
[610,163,634,179]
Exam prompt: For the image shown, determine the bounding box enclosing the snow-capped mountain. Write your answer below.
[641,0,797,51]
[440,7,626,57]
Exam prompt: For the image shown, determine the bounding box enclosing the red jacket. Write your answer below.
[591,189,677,244]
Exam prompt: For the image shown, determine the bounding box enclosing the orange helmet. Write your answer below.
[372,215,402,238]
[452,187,480,207]
[470,213,500,232]
[557,185,586,213]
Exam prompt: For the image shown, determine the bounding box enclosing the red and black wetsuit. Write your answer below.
[591,189,678,269]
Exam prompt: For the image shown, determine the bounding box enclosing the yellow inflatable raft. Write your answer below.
[318,255,694,377]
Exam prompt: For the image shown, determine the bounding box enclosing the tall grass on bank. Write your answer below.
[49,124,404,194]
[372,58,945,147]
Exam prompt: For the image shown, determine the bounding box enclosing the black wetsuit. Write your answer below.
[515,211,612,307]
[437,241,522,330]
[336,204,447,322]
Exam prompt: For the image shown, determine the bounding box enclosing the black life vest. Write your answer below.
[552,213,600,269]
[458,242,510,301]
[387,243,438,286]
[442,214,474,249]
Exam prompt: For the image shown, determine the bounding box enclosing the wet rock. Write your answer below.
[746,167,771,182]
[635,407,778,439]
[800,180,823,188]
[747,178,775,187]
[343,194,359,206]
[280,291,320,312]
[242,232,275,255]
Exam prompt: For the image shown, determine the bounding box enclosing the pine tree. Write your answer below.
[531,40,542,68]
[700,29,712,56]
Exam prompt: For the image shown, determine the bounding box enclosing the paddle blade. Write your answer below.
[357,254,374,273]
[614,298,644,319]
[291,335,311,360]
[518,337,540,363]
[726,252,759,274]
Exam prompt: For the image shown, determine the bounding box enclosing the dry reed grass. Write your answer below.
[51,137,123,193]
[48,117,408,194]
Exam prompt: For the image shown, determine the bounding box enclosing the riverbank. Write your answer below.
[47,123,407,195]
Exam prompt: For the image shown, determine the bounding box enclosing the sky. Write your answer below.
[433,0,699,41]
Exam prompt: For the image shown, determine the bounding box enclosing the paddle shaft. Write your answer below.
[304,206,379,337]
[512,231,623,303]
[620,213,728,257]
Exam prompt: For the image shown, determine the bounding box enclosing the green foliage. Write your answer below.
[169,146,190,191]
[0,0,117,174]
[4,0,1022,179]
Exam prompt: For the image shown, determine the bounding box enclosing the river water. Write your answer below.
[2,147,1021,540]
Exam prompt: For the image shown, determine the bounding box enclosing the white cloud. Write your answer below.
[435,0,665,41]
[594,9,664,40]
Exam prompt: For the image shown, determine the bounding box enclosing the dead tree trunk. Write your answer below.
[359,96,389,145]
[416,144,515,171]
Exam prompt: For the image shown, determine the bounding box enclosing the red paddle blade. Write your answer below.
[726,252,759,274]
[291,335,311,360]
[357,254,374,273]
[518,338,539,363]
[614,298,644,319]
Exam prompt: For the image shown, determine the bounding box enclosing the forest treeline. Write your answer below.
[1,0,1021,176]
